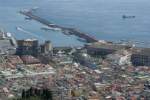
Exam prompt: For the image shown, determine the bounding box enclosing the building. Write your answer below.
[16,39,39,56]
[0,28,6,39]
[131,48,150,66]
[7,55,23,65]
[85,42,131,57]
[21,55,40,64]
[41,40,53,54]
[106,50,132,66]
[74,52,97,69]
[85,42,150,66]
[0,29,17,55]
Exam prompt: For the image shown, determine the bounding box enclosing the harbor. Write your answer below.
[19,10,99,43]
[0,0,150,99]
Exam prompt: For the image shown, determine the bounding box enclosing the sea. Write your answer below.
[0,0,150,47]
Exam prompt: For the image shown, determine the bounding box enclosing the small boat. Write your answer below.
[49,24,55,26]
[77,38,87,43]
[41,26,61,31]
[122,15,135,19]
[62,29,71,35]
[25,17,32,20]
[16,26,23,31]
[31,7,39,11]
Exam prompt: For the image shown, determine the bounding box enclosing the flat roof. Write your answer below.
[86,42,129,50]
[0,39,15,55]
[0,39,12,48]
[86,42,150,56]
[132,47,150,56]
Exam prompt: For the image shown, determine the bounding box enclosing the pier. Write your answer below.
[20,11,98,43]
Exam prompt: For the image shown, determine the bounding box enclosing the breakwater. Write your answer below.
[20,10,98,43]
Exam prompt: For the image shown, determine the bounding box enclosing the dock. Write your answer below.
[20,10,98,43]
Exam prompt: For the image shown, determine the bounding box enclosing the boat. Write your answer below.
[62,29,71,36]
[16,26,23,31]
[31,7,39,12]
[25,17,32,20]
[77,38,87,43]
[41,26,61,31]
[32,7,39,10]
[122,15,135,19]
[49,24,55,26]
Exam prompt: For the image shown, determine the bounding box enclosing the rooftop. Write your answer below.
[0,39,16,55]
[87,42,150,56]
[86,42,130,50]
[132,47,150,56]
[0,39,12,48]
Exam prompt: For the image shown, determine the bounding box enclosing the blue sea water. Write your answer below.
[0,0,150,47]
[0,0,83,46]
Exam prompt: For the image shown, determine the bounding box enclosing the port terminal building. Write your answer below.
[85,42,150,66]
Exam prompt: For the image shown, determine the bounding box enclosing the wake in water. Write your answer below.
[16,26,44,40]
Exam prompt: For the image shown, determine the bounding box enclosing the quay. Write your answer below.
[19,10,98,43]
